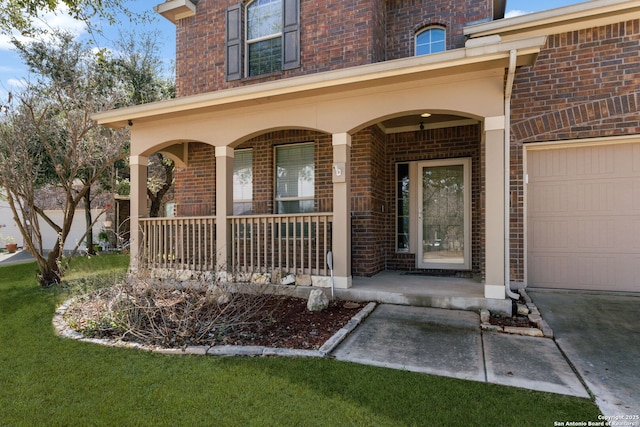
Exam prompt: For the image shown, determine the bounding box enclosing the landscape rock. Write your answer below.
[528,313,542,323]
[295,274,312,287]
[207,285,231,305]
[281,274,296,285]
[251,273,271,285]
[271,269,282,284]
[480,309,490,324]
[307,289,329,312]
[504,326,544,337]
[516,303,529,316]
[311,276,331,288]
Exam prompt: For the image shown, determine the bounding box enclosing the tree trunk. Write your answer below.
[148,193,161,218]
[38,243,63,287]
[85,187,95,255]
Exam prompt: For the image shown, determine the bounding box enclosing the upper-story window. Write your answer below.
[226,0,300,81]
[246,0,282,77]
[415,26,446,56]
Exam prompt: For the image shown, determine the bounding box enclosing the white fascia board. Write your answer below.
[93,35,546,128]
[466,0,640,39]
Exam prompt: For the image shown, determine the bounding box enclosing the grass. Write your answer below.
[0,255,601,426]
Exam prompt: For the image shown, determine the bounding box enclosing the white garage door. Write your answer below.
[527,142,640,292]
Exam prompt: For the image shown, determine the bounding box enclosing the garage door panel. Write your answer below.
[576,181,615,212]
[529,183,569,214]
[528,142,640,292]
[528,254,568,287]
[530,252,639,292]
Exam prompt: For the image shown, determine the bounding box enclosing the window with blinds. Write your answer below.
[275,143,314,213]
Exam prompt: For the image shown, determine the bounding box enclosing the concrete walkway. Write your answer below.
[529,290,640,418]
[332,304,589,398]
[0,249,34,265]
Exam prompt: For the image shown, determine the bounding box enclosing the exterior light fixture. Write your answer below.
[421,112,432,118]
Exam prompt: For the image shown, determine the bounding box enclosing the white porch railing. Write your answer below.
[229,213,333,276]
[139,217,216,271]
[139,213,333,276]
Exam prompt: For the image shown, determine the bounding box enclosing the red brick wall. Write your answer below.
[351,126,388,275]
[509,19,640,282]
[175,0,385,97]
[174,131,333,217]
[174,142,216,216]
[173,125,483,277]
[511,21,640,143]
[236,130,334,214]
[385,0,493,60]
[174,0,494,97]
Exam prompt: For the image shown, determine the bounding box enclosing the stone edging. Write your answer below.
[52,297,377,358]
[480,289,554,338]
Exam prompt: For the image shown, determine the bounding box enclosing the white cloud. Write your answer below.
[0,4,87,51]
[7,78,27,89]
[35,5,87,35]
[505,9,532,18]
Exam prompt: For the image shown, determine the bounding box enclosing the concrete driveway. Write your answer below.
[529,289,640,418]
[332,303,589,398]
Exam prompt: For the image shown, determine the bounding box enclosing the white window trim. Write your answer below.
[244,0,283,77]
[415,25,446,56]
[233,148,253,204]
[274,142,315,213]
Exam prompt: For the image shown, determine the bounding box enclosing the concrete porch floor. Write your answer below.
[335,271,513,315]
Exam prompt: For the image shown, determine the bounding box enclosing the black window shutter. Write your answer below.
[282,0,300,70]
[226,4,242,81]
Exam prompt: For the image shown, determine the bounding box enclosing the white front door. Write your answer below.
[417,158,471,270]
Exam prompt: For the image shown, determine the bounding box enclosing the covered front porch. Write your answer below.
[95,34,546,305]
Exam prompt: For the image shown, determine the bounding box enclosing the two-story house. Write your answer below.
[94,0,640,311]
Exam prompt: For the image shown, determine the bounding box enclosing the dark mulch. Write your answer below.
[221,297,362,350]
[488,312,537,328]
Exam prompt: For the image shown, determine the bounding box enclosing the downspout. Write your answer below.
[504,49,519,300]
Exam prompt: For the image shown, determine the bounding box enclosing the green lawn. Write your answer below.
[0,255,601,426]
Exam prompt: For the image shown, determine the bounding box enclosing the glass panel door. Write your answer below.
[418,159,470,269]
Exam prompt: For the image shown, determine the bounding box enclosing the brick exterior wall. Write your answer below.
[174,0,493,97]
[509,19,640,282]
[172,124,483,277]
[174,131,333,217]
[176,0,384,97]
[385,0,493,60]
[174,142,216,216]
[351,126,387,276]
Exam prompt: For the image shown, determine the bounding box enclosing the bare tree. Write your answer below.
[0,33,128,286]
[113,31,176,218]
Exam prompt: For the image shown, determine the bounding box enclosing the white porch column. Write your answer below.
[332,133,352,288]
[129,155,148,273]
[484,116,506,299]
[215,146,234,273]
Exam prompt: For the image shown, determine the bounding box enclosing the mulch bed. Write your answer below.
[66,290,364,351]
[221,297,362,350]
[488,312,537,328]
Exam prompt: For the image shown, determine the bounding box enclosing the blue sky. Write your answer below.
[0,0,585,104]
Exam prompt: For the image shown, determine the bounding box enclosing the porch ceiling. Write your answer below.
[93,35,546,130]
[379,113,478,134]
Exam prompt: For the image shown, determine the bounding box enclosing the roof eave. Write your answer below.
[93,35,547,129]
[467,0,640,39]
